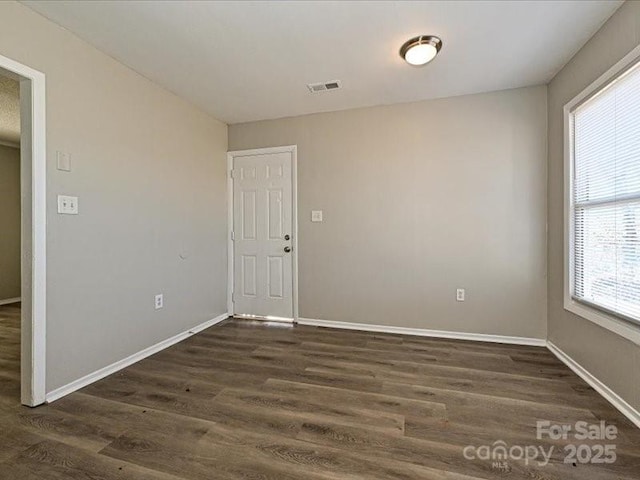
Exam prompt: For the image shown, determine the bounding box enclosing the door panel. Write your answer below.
[233,151,293,318]
[241,190,257,240]
[267,256,284,299]
[267,189,283,239]
[241,255,257,297]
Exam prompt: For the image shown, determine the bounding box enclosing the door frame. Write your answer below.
[0,53,47,406]
[227,145,298,322]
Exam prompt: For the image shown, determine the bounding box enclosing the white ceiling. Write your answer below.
[23,0,622,125]
[0,75,20,145]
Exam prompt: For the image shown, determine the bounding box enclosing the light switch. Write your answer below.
[311,210,323,222]
[56,151,71,172]
[57,195,78,215]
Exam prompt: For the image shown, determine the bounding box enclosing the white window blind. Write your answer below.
[572,61,640,324]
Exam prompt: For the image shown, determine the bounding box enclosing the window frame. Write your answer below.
[563,44,640,346]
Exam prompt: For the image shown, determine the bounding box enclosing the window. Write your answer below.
[568,58,640,327]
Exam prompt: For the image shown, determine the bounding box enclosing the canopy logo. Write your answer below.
[462,440,553,468]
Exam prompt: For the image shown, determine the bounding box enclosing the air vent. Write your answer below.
[307,80,342,93]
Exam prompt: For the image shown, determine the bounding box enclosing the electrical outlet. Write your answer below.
[155,294,163,309]
[311,210,323,222]
[456,288,465,302]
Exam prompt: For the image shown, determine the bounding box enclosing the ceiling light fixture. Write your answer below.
[400,35,442,66]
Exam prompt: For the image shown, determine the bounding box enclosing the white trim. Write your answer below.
[563,43,640,346]
[564,299,640,346]
[296,317,640,427]
[227,153,234,315]
[297,318,547,347]
[227,145,299,321]
[0,53,47,407]
[547,341,640,429]
[0,297,21,306]
[45,313,230,403]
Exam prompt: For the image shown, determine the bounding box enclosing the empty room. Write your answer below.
[0,0,639,478]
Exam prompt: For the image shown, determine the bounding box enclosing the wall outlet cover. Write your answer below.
[56,151,71,172]
[155,294,163,309]
[311,210,323,222]
[57,195,78,215]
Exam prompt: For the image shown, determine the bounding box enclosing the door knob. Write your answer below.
[284,234,290,240]
[284,246,291,253]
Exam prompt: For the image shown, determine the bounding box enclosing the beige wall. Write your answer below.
[0,144,20,301]
[0,2,228,392]
[547,1,640,413]
[7,0,633,407]
[230,86,548,339]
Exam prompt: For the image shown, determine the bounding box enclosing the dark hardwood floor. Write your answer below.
[1,302,639,479]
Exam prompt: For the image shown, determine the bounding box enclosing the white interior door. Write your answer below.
[232,151,293,319]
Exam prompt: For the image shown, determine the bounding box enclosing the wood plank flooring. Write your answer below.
[1,302,639,479]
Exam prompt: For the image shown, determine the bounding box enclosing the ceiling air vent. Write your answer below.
[307,80,342,93]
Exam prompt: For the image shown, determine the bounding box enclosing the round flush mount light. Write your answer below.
[400,35,442,66]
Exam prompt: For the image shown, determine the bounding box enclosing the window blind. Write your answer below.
[572,61,640,324]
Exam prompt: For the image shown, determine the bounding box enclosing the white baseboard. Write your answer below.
[0,297,21,306]
[547,341,640,429]
[297,317,639,428]
[45,312,230,403]
[42,312,640,429]
[296,317,547,347]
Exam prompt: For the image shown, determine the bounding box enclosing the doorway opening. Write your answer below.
[227,146,298,323]
[0,73,21,403]
[0,54,46,406]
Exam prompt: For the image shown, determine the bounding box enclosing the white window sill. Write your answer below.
[564,298,640,346]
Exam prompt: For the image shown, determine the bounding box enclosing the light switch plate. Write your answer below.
[311,210,323,222]
[56,151,71,172]
[57,195,78,215]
